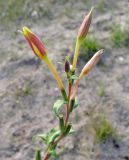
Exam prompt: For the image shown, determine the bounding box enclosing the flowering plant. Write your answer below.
[22,7,104,160]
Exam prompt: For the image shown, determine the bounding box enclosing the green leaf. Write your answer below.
[61,90,68,101]
[59,115,65,133]
[64,124,72,136]
[69,98,75,112]
[35,149,41,160]
[69,127,75,135]
[69,97,79,113]
[48,130,60,144]
[53,99,67,116]
[70,75,77,80]
[35,128,60,145]
[50,149,60,160]
[64,125,75,136]
[36,134,48,144]
[73,97,79,109]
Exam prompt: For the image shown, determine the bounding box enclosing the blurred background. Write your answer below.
[0,0,129,160]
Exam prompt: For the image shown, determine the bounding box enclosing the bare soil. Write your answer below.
[0,0,129,160]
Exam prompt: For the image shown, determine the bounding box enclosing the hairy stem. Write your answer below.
[65,84,72,126]
[43,132,64,160]
[43,83,72,160]
[71,79,80,100]
[72,38,81,71]
[44,153,50,160]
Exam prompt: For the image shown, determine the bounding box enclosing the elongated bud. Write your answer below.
[69,98,75,113]
[79,49,104,79]
[22,27,47,59]
[22,27,67,99]
[71,49,104,99]
[72,7,93,71]
[64,58,70,73]
[78,7,93,40]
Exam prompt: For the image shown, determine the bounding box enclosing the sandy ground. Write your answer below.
[0,0,129,159]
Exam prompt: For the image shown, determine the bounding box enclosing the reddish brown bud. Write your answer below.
[78,7,93,39]
[64,57,70,73]
[22,27,67,98]
[22,27,47,59]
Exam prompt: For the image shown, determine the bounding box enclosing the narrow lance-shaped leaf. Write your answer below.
[69,98,75,113]
[48,130,60,144]
[74,96,79,109]
[59,115,65,133]
[53,99,67,116]
[69,127,75,135]
[35,133,48,144]
[64,124,72,136]
[69,96,79,113]
[35,149,41,160]
[49,150,59,160]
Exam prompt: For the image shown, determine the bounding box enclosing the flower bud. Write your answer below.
[22,27,47,59]
[78,7,93,40]
[79,49,104,79]
[22,27,67,98]
[64,58,70,73]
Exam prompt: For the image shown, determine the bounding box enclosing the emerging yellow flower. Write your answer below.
[22,27,67,100]
[23,27,47,60]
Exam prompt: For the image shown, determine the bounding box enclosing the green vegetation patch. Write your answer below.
[111,24,129,48]
[92,116,116,142]
[0,0,52,27]
[97,82,106,97]
[79,37,101,62]
[0,0,28,22]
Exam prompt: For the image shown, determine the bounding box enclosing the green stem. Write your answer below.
[45,57,67,101]
[43,63,75,160]
[65,84,72,126]
[43,83,72,160]
[72,37,81,71]
[71,79,80,100]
